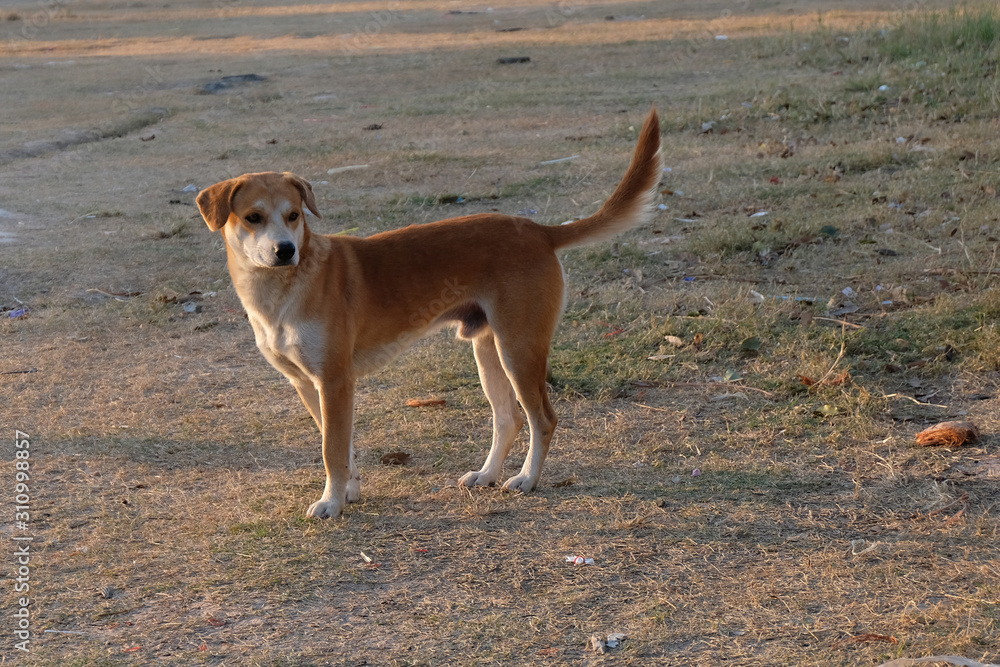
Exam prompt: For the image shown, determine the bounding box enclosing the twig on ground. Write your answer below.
[913,492,969,520]
[86,288,142,301]
[832,633,897,649]
[813,317,864,329]
[883,393,948,408]
[652,382,776,397]
[635,403,673,413]
[811,327,847,389]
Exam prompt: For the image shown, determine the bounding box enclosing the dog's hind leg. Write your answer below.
[492,327,558,493]
[458,331,524,488]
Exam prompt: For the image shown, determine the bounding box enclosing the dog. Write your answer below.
[196,109,661,518]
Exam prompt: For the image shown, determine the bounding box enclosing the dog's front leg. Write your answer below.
[306,379,357,519]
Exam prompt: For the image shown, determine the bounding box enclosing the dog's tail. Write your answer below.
[544,109,662,251]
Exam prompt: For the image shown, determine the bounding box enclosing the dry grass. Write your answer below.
[2,0,1000,664]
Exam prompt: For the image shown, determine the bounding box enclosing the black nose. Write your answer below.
[274,242,296,263]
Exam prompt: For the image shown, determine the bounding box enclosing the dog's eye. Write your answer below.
[246,213,262,224]
[289,211,299,221]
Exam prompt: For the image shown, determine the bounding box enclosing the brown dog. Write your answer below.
[197,110,661,518]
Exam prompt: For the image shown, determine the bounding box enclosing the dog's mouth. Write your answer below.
[262,258,298,269]
[252,241,298,268]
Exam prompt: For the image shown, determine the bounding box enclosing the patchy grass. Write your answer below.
[879,4,1000,64]
[2,0,1000,665]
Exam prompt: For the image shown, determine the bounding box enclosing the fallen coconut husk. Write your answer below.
[915,421,979,447]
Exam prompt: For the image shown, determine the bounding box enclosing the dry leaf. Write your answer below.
[814,404,840,418]
[827,300,859,317]
[802,369,852,388]
[824,369,852,386]
[915,421,979,447]
[406,398,446,407]
[664,335,684,348]
[381,451,412,466]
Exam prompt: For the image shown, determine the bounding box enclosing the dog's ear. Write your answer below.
[196,178,242,231]
[283,172,322,219]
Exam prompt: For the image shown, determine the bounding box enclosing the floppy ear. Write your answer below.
[196,178,242,231]
[283,172,322,219]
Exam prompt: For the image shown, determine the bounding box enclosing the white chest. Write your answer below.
[248,313,327,379]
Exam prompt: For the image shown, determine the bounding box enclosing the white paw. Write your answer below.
[346,475,361,503]
[306,496,344,519]
[501,474,536,493]
[458,470,499,488]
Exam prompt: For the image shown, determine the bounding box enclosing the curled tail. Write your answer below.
[544,109,662,250]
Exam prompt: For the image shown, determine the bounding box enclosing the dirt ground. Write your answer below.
[2,0,999,665]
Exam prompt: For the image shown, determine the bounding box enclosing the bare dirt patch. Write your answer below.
[2,0,999,665]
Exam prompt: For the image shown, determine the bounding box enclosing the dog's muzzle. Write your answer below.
[274,242,296,265]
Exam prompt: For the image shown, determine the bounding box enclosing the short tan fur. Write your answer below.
[197,110,662,518]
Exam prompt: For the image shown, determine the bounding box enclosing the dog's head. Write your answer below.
[196,172,321,269]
